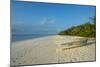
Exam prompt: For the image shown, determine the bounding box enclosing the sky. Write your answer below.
[12,0,96,34]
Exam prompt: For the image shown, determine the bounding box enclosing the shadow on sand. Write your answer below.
[62,39,95,50]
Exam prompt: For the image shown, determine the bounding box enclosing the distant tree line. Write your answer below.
[58,16,96,37]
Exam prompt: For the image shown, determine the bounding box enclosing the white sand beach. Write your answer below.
[11,35,96,66]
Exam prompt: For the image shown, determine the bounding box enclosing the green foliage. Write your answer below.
[58,17,96,37]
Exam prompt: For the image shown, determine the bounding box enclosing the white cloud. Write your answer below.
[49,18,56,24]
[39,17,56,26]
[40,17,47,25]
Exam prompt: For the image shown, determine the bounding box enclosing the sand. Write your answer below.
[11,35,96,66]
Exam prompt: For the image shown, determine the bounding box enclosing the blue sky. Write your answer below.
[12,0,96,34]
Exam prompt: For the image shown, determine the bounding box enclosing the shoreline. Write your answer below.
[11,35,96,66]
[12,35,90,43]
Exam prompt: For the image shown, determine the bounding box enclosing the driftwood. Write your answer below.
[60,39,88,50]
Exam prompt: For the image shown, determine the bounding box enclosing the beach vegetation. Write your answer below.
[58,16,96,37]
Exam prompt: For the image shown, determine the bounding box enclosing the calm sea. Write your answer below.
[12,34,55,42]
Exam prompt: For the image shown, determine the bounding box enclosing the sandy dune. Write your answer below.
[11,35,96,66]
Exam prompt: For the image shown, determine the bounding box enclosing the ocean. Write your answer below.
[12,34,55,42]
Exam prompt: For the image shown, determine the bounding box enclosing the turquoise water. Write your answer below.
[12,34,55,42]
